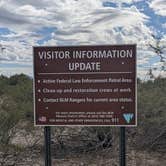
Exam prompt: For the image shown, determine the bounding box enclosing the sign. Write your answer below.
[33,45,137,126]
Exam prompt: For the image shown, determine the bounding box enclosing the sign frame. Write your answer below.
[33,44,137,127]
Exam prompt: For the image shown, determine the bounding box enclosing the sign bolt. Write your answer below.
[121,106,125,110]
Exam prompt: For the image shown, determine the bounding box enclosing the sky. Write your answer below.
[0,0,166,79]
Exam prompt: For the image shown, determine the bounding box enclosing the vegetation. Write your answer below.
[0,74,166,154]
[0,74,33,147]
[135,77,166,152]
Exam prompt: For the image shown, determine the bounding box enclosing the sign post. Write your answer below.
[120,127,126,166]
[44,126,51,166]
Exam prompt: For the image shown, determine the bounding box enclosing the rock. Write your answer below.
[9,121,43,148]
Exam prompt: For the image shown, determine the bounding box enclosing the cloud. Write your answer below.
[0,0,165,78]
[101,0,143,5]
[0,66,32,77]
[0,1,57,32]
[45,4,151,46]
[149,0,166,16]
[15,5,49,17]
[0,7,31,27]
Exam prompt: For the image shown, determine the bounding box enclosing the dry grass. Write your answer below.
[52,150,166,166]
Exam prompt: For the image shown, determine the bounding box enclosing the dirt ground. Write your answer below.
[1,148,166,166]
[52,150,166,166]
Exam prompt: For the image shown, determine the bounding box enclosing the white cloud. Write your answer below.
[149,0,166,16]
[101,0,143,5]
[0,0,164,78]
[0,66,32,77]
[15,5,49,17]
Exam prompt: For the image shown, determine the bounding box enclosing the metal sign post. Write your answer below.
[120,127,126,166]
[44,126,51,166]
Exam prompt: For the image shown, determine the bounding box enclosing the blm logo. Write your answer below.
[123,113,134,123]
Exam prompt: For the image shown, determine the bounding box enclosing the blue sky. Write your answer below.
[0,0,166,78]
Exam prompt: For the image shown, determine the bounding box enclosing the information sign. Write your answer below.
[33,45,136,126]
